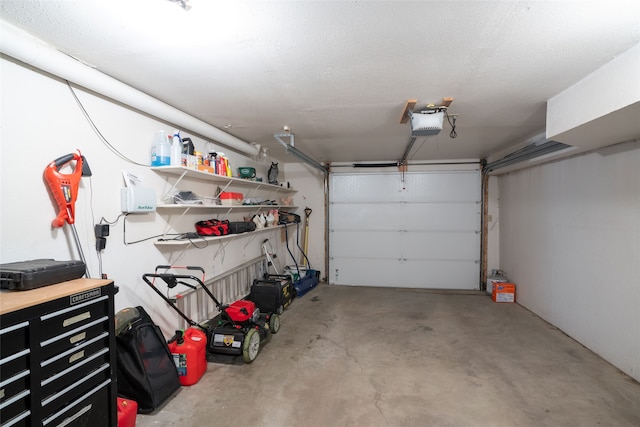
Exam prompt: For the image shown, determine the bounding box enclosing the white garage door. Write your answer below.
[329,170,481,289]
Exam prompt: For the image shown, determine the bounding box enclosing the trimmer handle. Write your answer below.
[45,151,84,227]
[53,153,76,168]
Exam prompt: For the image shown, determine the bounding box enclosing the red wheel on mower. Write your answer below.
[242,329,260,363]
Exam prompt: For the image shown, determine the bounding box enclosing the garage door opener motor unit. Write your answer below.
[142,266,281,363]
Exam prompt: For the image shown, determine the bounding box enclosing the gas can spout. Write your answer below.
[168,330,185,345]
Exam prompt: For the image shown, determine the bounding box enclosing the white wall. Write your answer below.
[0,57,300,336]
[498,140,640,382]
[282,163,326,277]
[486,175,500,275]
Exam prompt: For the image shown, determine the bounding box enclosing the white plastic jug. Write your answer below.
[151,130,170,166]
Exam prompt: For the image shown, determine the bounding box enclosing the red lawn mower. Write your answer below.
[142,266,280,363]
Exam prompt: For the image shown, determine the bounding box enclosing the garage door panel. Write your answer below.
[329,258,401,287]
[398,259,480,288]
[403,232,480,260]
[330,230,404,258]
[331,174,406,203]
[403,172,481,202]
[403,203,480,230]
[329,169,481,289]
[329,258,479,289]
[331,203,400,230]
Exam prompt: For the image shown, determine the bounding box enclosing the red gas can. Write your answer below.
[117,397,137,427]
[168,328,207,386]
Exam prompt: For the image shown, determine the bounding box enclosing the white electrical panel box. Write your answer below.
[121,187,156,213]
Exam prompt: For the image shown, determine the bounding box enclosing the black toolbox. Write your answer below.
[249,275,294,315]
[0,259,86,290]
[228,221,257,234]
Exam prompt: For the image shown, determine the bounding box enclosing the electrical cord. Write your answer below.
[66,81,148,167]
[123,214,167,245]
[99,213,125,225]
[446,111,458,138]
[123,214,208,247]
[157,233,209,249]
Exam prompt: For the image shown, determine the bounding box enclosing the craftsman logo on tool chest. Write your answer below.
[70,288,102,305]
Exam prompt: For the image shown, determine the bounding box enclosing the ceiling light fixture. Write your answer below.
[166,0,191,11]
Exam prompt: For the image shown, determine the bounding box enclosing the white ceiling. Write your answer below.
[1,0,639,164]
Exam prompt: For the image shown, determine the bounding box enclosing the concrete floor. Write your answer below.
[136,284,640,427]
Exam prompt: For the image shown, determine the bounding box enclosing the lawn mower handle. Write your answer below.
[155,265,205,274]
[142,273,205,328]
[142,271,225,315]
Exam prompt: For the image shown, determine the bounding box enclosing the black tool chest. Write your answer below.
[0,279,117,426]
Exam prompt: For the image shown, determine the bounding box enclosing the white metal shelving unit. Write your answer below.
[151,165,296,197]
[151,166,299,249]
[153,224,289,248]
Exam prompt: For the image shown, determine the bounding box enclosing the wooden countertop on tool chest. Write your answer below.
[0,278,112,315]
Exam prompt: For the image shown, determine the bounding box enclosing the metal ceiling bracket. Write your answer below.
[274,132,328,174]
[400,136,418,164]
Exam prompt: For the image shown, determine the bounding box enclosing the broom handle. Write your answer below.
[301,207,312,266]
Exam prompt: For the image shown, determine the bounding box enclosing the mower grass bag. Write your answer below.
[249,275,294,314]
[115,306,181,414]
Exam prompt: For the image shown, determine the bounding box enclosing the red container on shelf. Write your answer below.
[117,397,138,427]
[168,328,208,386]
[219,191,243,206]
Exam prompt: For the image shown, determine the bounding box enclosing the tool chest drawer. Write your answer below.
[41,362,111,417]
[0,278,117,427]
[0,314,31,427]
[40,318,110,362]
[42,378,112,427]
[0,320,29,358]
[39,294,109,342]
[40,335,110,390]
[40,351,111,404]
[0,368,30,416]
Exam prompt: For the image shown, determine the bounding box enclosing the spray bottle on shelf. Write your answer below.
[216,153,225,175]
[171,131,182,166]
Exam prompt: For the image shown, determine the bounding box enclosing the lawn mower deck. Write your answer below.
[142,267,280,363]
